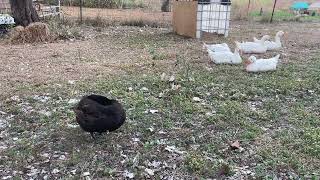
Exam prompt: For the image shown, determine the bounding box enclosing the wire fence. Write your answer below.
[57,0,171,27]
[56,0,307,25]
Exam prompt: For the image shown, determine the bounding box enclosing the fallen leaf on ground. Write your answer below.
[68,99,79,105]
[149,110,159,114]
[148,161,161,168]
[169,75,175,82]
[192,97,202,102]
[123,170,134,179]
[68,80,75,84]
[52,169,59,174]
[165,146,185,155]
[82,172,90,176]
[141,87,149,91]
[171,83,181,90]
[230,140,240,150]
[145,168,155,176]
[147,127,154,132]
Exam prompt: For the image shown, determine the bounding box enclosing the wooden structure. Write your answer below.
[172,0,198,38]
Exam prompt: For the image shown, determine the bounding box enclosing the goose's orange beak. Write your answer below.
[244,59,251,67]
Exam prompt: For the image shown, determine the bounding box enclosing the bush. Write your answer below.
[46,18,83,40]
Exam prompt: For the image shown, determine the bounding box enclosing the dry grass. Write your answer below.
[8,26,25,43]
[9,22,51,44]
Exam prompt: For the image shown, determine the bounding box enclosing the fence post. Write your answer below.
[79,0,83,23]
[247,0,251,16]
[270,0,277,22]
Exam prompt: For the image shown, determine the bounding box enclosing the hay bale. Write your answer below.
[8,25,25,43]
[9,22,51,44]
[24,22,51,42]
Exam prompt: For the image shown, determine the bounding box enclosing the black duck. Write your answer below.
[73,94,126,139]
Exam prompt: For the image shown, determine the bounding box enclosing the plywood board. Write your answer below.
[172,1,197,38]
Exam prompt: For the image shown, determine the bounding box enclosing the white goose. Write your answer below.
[254,31,285,51]
[208,48,242,64]
[245,54,280,72]
[235,36,270,54]
[203,43,231,52]
[264,31,284,51]
[253,35,270,44]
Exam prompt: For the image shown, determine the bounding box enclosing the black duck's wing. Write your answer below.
[74,99,102,130]
[76,98,102,117]
[87,95,113,106]
[102,101,126,124]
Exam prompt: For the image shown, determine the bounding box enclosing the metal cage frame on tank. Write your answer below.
[196,0,231,38]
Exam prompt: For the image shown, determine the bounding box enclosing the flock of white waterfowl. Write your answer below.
[204,31,285,72]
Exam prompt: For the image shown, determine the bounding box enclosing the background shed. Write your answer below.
[0,0,11,14]
[309,1,320,12]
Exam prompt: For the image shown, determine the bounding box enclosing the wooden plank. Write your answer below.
[172,1,197,38]
[39,12,60,18]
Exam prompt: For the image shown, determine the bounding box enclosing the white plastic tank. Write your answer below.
[196,0,231,38]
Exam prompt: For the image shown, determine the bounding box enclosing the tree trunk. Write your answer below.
[161,0,170,12]
[9,0,40,27]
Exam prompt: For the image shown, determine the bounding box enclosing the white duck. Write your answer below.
[235,36,270,54]
[203,43,231,52]
[254,31,285,51]
[253,35,270,44]
[245,54,280,72]
[208,48,242,64]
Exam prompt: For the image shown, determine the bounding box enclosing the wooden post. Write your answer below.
[79,0,83,23]
[259,8,263,16]
[161,0,170,12]
[247,0,251,16]
[270,0,277,23]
